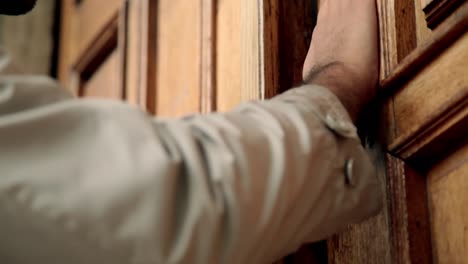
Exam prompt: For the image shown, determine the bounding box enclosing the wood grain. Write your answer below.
[58,0,76,87]
[82,49,122,99]
[381,1,468,91]
[369,17,399,149]
[389,33,468,162]
[239,0,262,102]
[59,0,128,99]
[385,155,410,263]
[216,0,279,111]
[73,15,119,82]
[125,0,144,107]
[428,143,468,263]
[200,0,216,113]
[215,0,241,112]
[394,0,418,62]
[277,0,314,93]
[377,0,399,80]
[261,0,279,100]
[154,0,202,117]
[392,94,468,166]
[118,0,129,100]
[241,0,279,101]
[74,0,122,61]
[403,165,433,264]
[327,213,392,264]
[70,13,126,99]
[125,0,157,111]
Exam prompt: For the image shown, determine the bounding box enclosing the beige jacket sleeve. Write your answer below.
[0,49,382,264]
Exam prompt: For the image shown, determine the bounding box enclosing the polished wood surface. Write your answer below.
[199,0,216,113]
[216,0,281,112]
[59,0,126,98]
[82,49,122,99]
[154,0,202,117]
[215,0,241,111]
[391,33,468,155]
[74,0,122,59]
[381,2,468,90]
[428,143,468,263]
[125,0,157,111]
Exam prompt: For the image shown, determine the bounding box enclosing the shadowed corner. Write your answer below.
[0,0,38,16]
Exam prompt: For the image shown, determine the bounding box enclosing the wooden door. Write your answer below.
[58,0,127,100]
[328,0,468,263]
[59,0,467,263]
[58,0,315,119]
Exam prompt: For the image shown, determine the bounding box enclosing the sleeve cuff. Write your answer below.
[274,84,358,139]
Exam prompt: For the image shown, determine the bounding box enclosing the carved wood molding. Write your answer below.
[383,23,467,169]
[381,1,468,91]
[377,0,399,80]
[380,3,468,168]
[200,0,217,113]
[386,31,468,167]
[423,0,466,29]
[390,92,468,167]
[125,0,158,112]
[73,14,119,80]
[71,9,126,98]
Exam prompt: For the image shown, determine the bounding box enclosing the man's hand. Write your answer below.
[303,0,379,122]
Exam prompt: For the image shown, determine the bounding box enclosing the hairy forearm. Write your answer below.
[304,62,372,122]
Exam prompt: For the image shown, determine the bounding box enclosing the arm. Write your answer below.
[0,77,380,264]
[0,0,381,263]
[0,66,382,264]
[303,0,379,122]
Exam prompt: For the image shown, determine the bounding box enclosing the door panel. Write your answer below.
[59,0,127,100]
[428,143,468,263]
[216,0,242,112]
[154,0,202,117]
[391,33,468,148]
[81,49,122,99]
[216,0,278,112]
[74,0,123,58]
